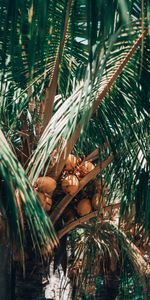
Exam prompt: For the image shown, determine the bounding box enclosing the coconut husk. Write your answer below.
[77,198,92,216]
[74,169,81,180]
[78,161,95,177]
[35,176,56,194]
[38,192,52,212]
[61,174,79,195]
[91,193,101,209]
[65,154,77,171]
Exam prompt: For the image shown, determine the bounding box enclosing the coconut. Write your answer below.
[79,161,95,177]
[91,193,101,209]
[65,154,77,171]
[61,174,79,195]
[77,198,92,216]
[44,195,52,211]
[35,176,56,194]
[38,192,45,204]
[38,192,52,212]
[73,169,81,179]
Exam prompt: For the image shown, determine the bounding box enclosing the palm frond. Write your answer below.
[0,130,58,256]
[27,21,148,183]
[66,220,149,298]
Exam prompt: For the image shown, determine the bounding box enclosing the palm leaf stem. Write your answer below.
[110,223,149,275]
[92,30,148,115]
[57,202,120,239]
[83,143,108,162]
[39,0,73,135]
[58,211,98,239]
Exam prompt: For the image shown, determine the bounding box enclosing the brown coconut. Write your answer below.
[65,154,77,171]
[61,174,79,195]
[74,169,81,179]
[77,198,92,216]
[79,161,95,177]
[91,193,101,209]
[38,192,52,212]
[35,176,56,194]
[44,195,52,211]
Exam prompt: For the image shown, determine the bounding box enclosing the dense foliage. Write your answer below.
[0,0,149,298]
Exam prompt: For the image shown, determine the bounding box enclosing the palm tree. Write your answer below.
[0,0,149,299]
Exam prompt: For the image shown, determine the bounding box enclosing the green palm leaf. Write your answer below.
[0,130,58,255]
[27,21,148,182]
[67,221,148,298]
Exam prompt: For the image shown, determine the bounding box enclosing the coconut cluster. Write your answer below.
[34,176,56,212]
[76,180,108,218]
[77,183,107,217]
[59,154,110,220]
[61,154,95,195]
[34,153,108,219]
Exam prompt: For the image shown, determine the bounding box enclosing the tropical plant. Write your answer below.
[65,219,149,299]
[0,0,149,299]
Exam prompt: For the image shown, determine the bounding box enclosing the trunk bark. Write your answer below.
[0,244,11,300]
[0,214,11,300]
[15,255,45,300]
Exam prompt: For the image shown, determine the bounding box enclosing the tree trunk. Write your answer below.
[15,255,45,300]
[0,244,11,300]
[0,214,11,300]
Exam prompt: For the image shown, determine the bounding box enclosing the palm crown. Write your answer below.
[0,0,149,270]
